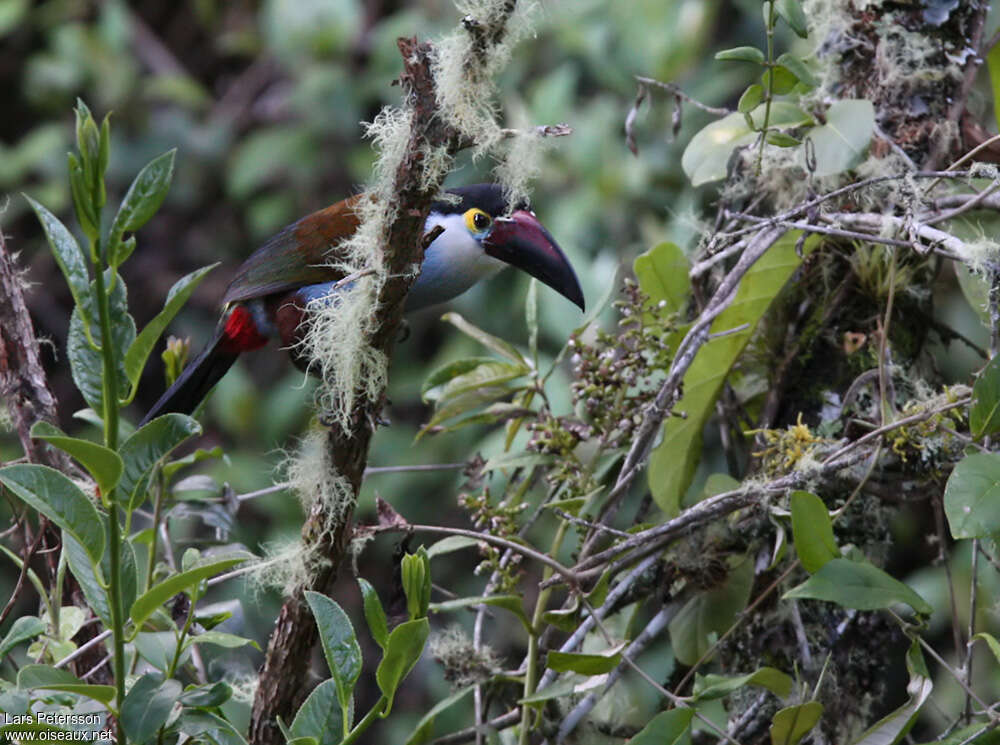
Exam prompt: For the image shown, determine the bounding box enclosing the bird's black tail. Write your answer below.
[140,330,240,425]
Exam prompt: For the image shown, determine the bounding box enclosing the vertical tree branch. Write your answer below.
[250,4,521,732]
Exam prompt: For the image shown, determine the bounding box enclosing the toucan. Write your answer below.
[141,184,585,424]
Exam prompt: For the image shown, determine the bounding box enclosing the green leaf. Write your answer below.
[376,618,429,712]
[988,44,1000,136]
[762,65,799,96]
[649,232,818,515]
[425,535,480,559]
[421,386,524,434]
[776,0,809,36]
[358,578,389,650]
[784,557,932,615]
[30,421,123,495]
[0,464,105,564]
[628,709,694,745]
[290,679,344,745]
[305,591,362,714]
[176,711,248,745]
[738,84,764,114]
[692,667,793,701]
[404,685,475,745]
[776,53,817,88]
[118,413,202,510]
[178,681,233,708]
[182,630,260,651]
[766,131,801,147]
[124,263,217,389]
[633,241,690,315]
[770,701,823,745]
[422,357,498,399]
[64,524,137,627]
[681,102,812,186]
[715,46,765,64]
[430,595,531,631]
[790,491,839,573]
[67,273,136,414]
[440,313,526,364]
[16,664,115,705]
[130,554,248,630]
[804,99,874,177]
[24,195,91,328]
[971,632,1000,665]
[851,641,930,745]
[110,150,175,240]
[944,453,1000,539]
[0,616,46,660]
[121,673,183,745]
[669,557,754,666]
[971,356,1000,438]
[546,647,624,675]
[429,361,529,404]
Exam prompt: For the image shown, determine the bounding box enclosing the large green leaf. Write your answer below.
[124,263,216,389]
[376,618,429,712]
[790,491,839,573]
[971,355,1000,438]
[118,413,202,510]
[0,464,105,564]
[669,557,754,665]
[804,99,874,177]
[121,673,183,745]
[30,421,123,495]
[944,453,1000,539]
[770,701,824,745]
[304,592,362,715]
[546,647,623,675]
[649,232,818,515]
[0,617,46,660]
[63,522,137,627]
[66,272,136,414]
[633,241,690,315]
[290,679,344,745]
[629,709,694,745]
[784,558,931,615]
[681,103,813,185]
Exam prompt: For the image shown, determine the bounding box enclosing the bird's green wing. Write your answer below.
[222,195,364,304]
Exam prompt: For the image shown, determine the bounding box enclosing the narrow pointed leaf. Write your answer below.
[304,591,362,712]
[441,312,526,364]
[376,618,429,712]
[124,263,217,388]
[130,554,249,630]
[17,664,115,705]
[357,579,389,650]
[24,195,90,320]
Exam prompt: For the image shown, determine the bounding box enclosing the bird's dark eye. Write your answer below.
[465,208,492,232]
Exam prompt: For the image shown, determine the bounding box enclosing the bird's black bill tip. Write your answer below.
[484,210,585,311]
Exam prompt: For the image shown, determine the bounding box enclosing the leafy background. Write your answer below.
[3,0,1000,740]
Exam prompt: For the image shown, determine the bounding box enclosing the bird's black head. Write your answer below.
[431,184,585,310]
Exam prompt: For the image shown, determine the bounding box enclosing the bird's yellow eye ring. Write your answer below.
[465,208,492,233]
